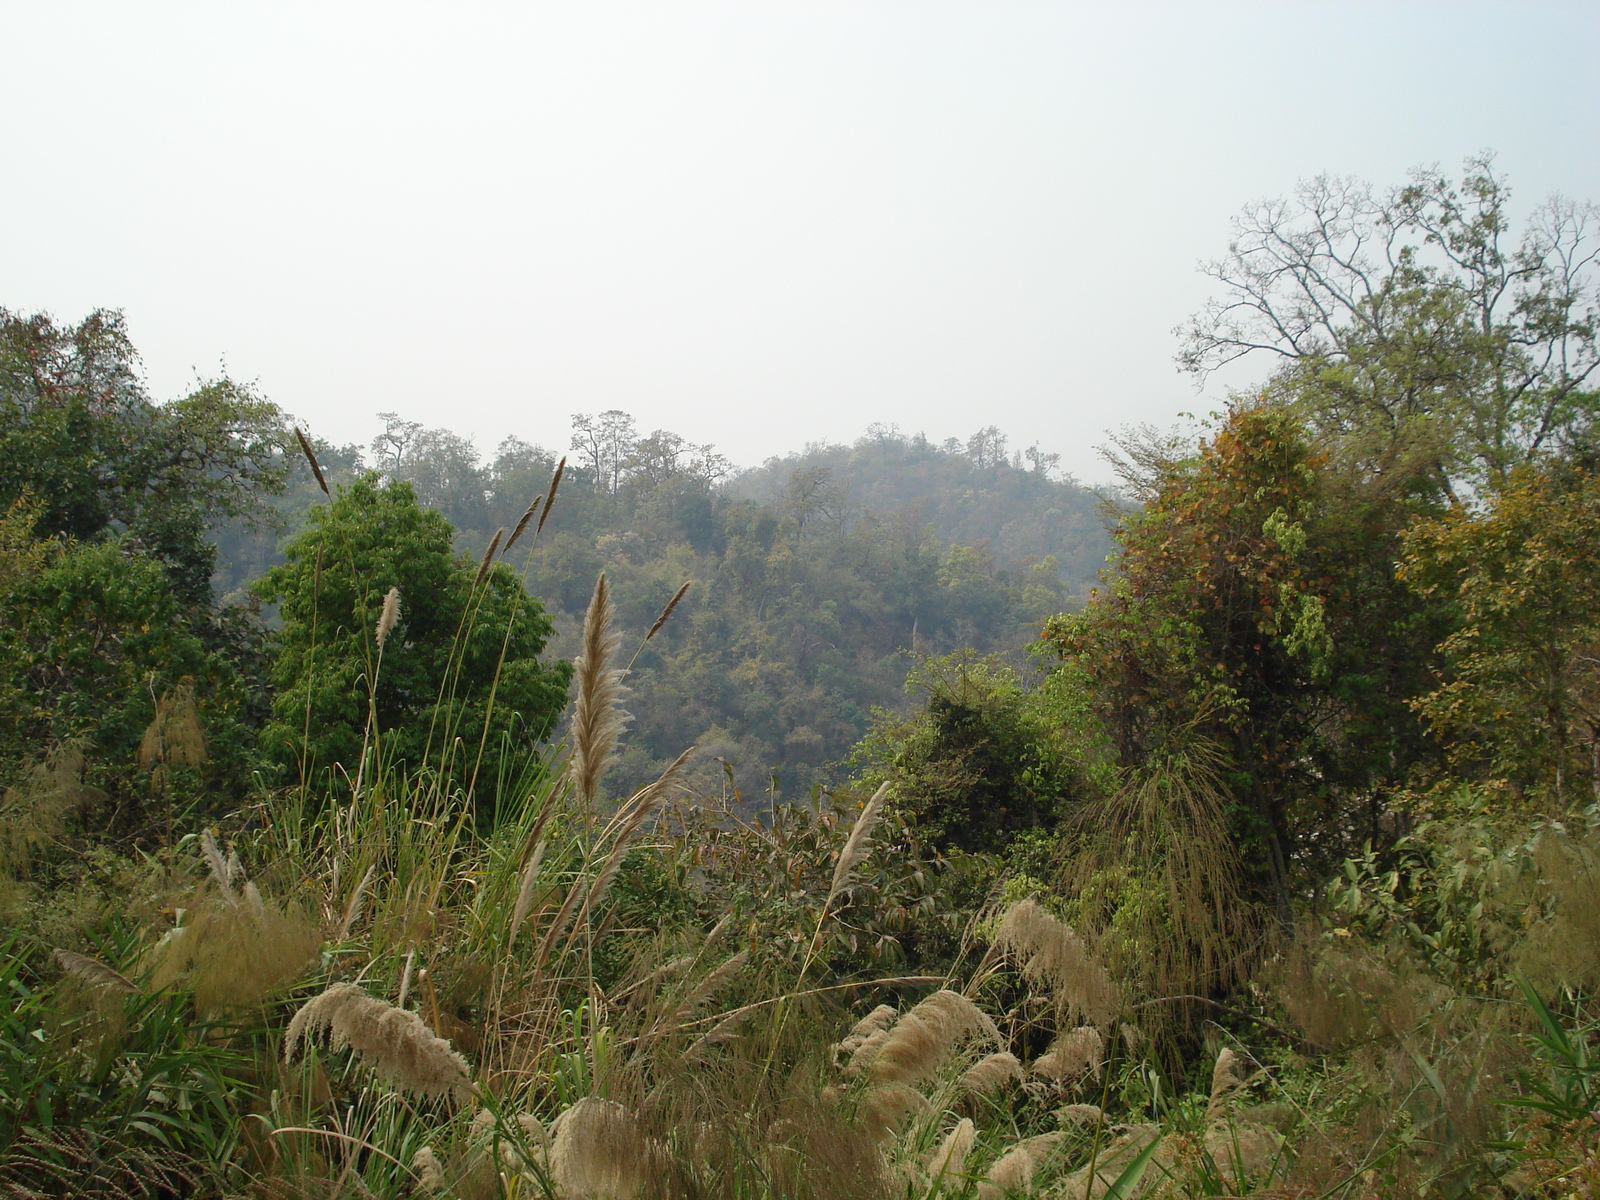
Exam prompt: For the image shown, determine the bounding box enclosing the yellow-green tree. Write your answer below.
[1401,462,1600,803]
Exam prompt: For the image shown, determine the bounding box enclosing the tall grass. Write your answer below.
[9,461,1600,1197]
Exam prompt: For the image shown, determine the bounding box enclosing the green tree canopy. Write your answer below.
[255,476,570,804]
[0,308,290,606]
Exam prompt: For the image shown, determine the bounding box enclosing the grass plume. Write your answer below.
[960,1051,1022,1098]
[294,426,330,495]
[375,586,401,650]
[504,496,541,552]
[868,989,997,1086]
[927,1117,976,1187]
[1030,1026,1103,1082]
[993,897,1119,1026]
[473,528,504,588]
[648,581,691,641]
[53,948,137,995]
[977,1133,1063,1200]
[285,982,472,1101]
[535,456,566,540]
[570,572,628,811]
[547,1098,650,1200]
[829,782,890,902]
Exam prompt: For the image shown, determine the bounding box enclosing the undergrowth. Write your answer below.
[4,454,1600,1199]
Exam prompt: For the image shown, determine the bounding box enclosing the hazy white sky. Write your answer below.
[5,2,1597,483]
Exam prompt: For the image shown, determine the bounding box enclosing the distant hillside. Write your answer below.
[732,423,1110,581]
[211,413,1114,800]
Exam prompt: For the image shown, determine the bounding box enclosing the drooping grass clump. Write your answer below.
[285,982,472,1102]
[992,896,1118,1026]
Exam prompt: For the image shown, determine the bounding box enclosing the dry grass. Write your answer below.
[547,1098,652,1200]
[473,528,504,588]
[976,1132,1063,1200]
[868,989,998,1087]
[285,982,472,1101]
[959,1051,1023,1098]
[830,782,890,902]
[926,1117,976,1189]
[52,948,137,995]
[1,744,104,891]
[645,581,691,642]
[570,572,629,811]
[293,426,329,495]
[993,897,1119,1027]
[374,586,401,650]
[1057,735,1261,1008]
[138,682,206,772]
[1030,1026,1103,1082]
[1516,830,1600,989]
[1204,1046,1247,1122]
[860,1082,931,1142]
[145,839,319,1016]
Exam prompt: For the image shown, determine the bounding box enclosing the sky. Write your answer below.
[4,2,1598,485]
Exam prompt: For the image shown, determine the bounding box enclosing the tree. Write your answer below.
[0,309,291,606]
[851,655,1090,856]
[0,507,258,815]
[378,423,490,534]
[1400,462,1600,803]
[571,410,640,496]
[965,426,1008,470]
[1044,402,1448,918]
[1178,155,1600,495]
[255,476,570,803]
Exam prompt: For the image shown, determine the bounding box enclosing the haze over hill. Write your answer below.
[214,412,1111,797]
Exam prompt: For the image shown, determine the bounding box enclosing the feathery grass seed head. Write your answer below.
[474,529,504,588]
[285,981,472,1101]
[375,586,401,649]
[994,897,1119,1026]
[548,1097,649,1200]
[535,457,566,539]
[860,1083,930,1142]
[570,573,629,808]
[834,1003,897,1066]
[505,496,541,551]
[1030,1026,1104,1082]
[294,426,330,495]
[54,948,138,995]
[1206,1046,1248,1122]
[830,782,890,900]
[977,1133,1064,1200]
[151,891,318,1016]
[646,581,692,641]
[869,989,998,1086]
[412,1146,446,1192]
[927,1118,976,1185]
[960,1051,1023,1098]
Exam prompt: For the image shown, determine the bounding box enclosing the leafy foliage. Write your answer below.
[850,654,1096,856]
[1044,401,1445,916]
[1401,462,1600,803]
[254,474,570,801]
[0,308,290,607]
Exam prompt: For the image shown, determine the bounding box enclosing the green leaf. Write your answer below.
[1101,1133,1163,1200]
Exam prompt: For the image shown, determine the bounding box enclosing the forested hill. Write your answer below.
[212,413,1112,799]
[732,423,1108,576]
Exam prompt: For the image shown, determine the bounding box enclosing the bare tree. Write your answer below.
[571,410,639,495]
[965,426,1008,470]
[371,412,424,475]
[1178,153,1600,492]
